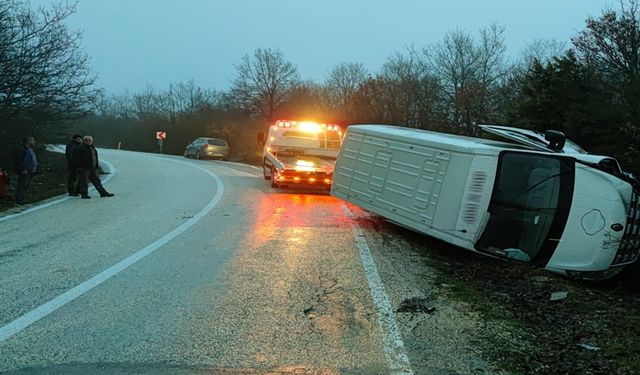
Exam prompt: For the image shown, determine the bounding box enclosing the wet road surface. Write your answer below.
[0,150,492,375]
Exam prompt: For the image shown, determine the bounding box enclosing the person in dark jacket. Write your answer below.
[73,135,114,199]
[0,165,10,202]
[14,136,38,205]
[65,134,83,196]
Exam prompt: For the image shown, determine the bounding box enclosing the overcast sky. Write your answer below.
[29,0,609,95]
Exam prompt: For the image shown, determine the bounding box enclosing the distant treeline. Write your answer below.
[2,0,640,172]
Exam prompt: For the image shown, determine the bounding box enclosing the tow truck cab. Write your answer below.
[261,120,343,189]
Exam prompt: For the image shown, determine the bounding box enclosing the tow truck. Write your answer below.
[259,120,343,189]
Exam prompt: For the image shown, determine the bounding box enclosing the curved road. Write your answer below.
[0,149,490,375]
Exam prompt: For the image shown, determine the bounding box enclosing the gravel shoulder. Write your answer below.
[356,211,640,375]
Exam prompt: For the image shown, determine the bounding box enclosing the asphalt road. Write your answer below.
[0,150,492,375]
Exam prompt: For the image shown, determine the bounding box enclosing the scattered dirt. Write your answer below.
[397,297,436,314]
[354,213,506,374]
[375,218,640,375]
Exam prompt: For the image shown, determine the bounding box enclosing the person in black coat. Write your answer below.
[65,134,83,196]
[72,135,114,199]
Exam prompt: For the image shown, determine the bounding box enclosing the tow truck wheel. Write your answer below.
[270,167,279,188]
[263,160,271,180]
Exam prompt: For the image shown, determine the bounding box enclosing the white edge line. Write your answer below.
[341,204,414,375]
[0,159,224,343]
[0,159,117,223]
[218,165,259,178]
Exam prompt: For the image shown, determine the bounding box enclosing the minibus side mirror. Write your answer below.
[545,130,566,152]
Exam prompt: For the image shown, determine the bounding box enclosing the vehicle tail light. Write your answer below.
[324,178,331,184]
[309,177,316,183]
[294,177,300,181]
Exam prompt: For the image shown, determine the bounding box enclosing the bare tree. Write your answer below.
[165,80,218,123]
[276,80,327,120]
[349,76,395,124]
[571,0,640,167]
[132,86,166,120]
[521,39,568,65]
[572,0,640,83]
[381,47,439,128]
[426,29,479,132]
[231,48,299,120]
[95,92,136,120]
[325,62,367,108]
[0,0,99,129]
[425,24,508,134]
[477,24,508,124]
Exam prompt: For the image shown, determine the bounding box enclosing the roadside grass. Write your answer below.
[0,150,67,213]
[384,221,640,375]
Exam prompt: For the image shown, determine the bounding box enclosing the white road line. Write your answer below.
[218,165,259,178]
[341,204,414,375]
[231,170,258,178]
[0,160,224,343]
[0,160,117,223]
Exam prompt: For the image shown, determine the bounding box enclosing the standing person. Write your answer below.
[65,134,83,196]
[73,135,114,199]
[0,165,10,202]
[14,136,38,205]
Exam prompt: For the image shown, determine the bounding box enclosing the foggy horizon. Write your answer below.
[29,0,609,95]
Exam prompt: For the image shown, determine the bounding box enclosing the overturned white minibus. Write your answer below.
[331,124,639,279]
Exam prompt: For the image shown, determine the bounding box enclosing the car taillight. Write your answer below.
[202,144,209,149]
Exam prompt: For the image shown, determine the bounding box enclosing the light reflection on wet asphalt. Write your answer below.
[0,156,395,374]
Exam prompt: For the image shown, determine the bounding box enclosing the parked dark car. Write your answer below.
[184,137,230,160]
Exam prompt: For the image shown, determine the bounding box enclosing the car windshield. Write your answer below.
[208,139,227,146]
[281,130,320,140]
[476,152,575,262]
[276,130,332,149]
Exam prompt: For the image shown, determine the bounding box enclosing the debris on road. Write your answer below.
[577,343,602,351]
[550,291,568,301]
[397,297,436,314]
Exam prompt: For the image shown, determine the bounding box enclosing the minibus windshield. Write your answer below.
[476,152,575,262]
